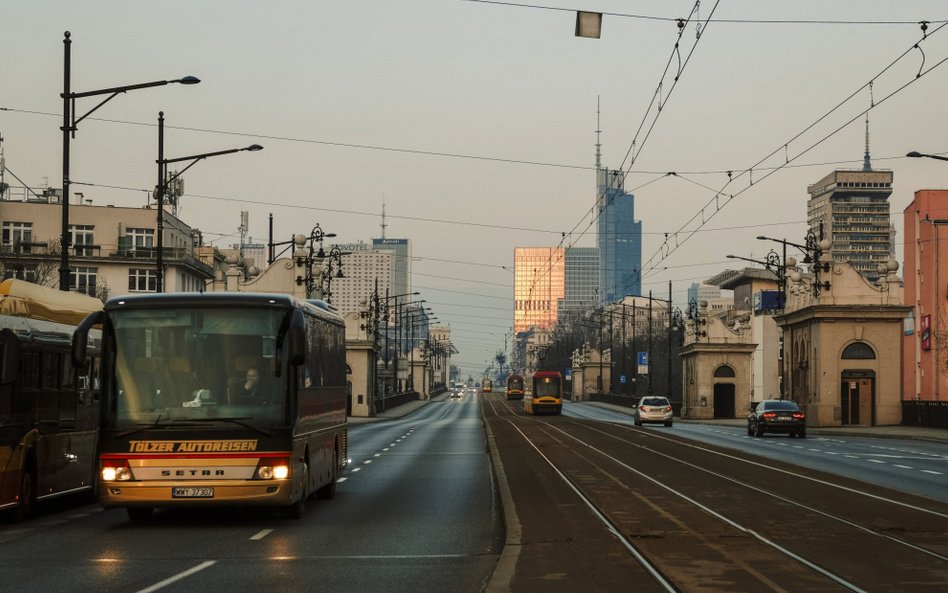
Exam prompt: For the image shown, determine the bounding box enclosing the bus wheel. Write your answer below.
[127,507,154,523]
[9,467,36,522]
[280,464,307,519]
[315,449,338,500]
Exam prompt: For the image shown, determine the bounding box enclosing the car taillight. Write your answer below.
[792,412,805,420]
[664,406,672,412]
[255,458,291,480]
[101,458,133,481]
[761,412,777,419]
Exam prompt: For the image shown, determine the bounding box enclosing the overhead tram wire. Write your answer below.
[639,19,948,281]
[522,2,716,303]
[455,1,948,26]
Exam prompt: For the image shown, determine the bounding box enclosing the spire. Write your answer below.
[862,113,872,171]
[380,197,387,239]
[595,95,602,171]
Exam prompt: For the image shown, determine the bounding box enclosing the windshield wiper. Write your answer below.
[112,416,199,439]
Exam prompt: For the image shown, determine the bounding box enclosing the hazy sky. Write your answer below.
[4,1,948,376]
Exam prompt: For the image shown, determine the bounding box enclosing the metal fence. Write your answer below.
[901,400,948,429]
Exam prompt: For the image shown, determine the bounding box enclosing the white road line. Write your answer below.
[336,477,348,483]
[363,460,373,465]
[351,467,361,472]
[135,561,216,593]
[921,470,943,475]
[373,453,381,457]
[893,464,914,470]
[249,529,273,541]
[382,448,390,451]
[867,459,885,464]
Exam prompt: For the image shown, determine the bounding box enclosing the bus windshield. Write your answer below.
[106,306,288,430]
[508,377,524,390]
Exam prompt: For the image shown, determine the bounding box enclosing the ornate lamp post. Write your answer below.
[294,224,336,299]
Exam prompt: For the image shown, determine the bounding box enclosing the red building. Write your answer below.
[902,189,948,401]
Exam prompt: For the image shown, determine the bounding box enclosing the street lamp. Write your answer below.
[907,151,948,162]
[318,246,348,304]
[156,112,262,292]
[293,224,337,299]
[60,31,199,290]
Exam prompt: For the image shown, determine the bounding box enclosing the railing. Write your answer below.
[901,401,948,429]
[110,247,213,276]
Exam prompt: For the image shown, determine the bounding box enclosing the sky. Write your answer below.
[4,1,948,378]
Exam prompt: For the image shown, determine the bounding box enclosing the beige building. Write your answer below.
[1,196,212,296]
[776,249,908,427]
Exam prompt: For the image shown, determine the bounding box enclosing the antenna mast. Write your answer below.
[380,197,387,239]
[595,95,602,171]
[862,113,872,172]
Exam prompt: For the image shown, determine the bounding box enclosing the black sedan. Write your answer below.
[748,399,806,438]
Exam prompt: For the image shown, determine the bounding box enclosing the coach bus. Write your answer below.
[481,377,492,393]
[524,370,563,415]
[505,374,524,400]
[70,292,347,521]
[0,279,103,521]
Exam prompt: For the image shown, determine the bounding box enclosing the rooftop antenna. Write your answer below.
[862,112,872,172]
[380,196,387,239]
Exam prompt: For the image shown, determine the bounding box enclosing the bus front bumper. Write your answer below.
[98,479,297,508]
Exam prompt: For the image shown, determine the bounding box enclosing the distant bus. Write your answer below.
[524,371,563,415]
[481,378,492,393]
[0,279,103,520]
[71,292,347,521]
[505,374,524,400]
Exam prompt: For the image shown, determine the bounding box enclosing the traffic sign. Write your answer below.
[619,374,626,384]
[637,352,648,366]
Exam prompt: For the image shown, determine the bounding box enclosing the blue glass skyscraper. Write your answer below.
[597,168,642,302]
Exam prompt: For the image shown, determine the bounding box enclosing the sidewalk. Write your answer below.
[581,401,948,444]
[347,391,447,424]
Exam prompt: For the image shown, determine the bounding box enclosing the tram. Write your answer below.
[523,370,563,415]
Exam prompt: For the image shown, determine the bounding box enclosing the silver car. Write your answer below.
[634,396,673,427]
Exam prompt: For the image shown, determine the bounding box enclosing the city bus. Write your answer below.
[481,377,492,393]
[0,279,103,520]
[524,370,563,415]
[505,374,524,400]
[70,292,347,521]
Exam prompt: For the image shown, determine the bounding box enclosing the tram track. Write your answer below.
[482,394,948,593]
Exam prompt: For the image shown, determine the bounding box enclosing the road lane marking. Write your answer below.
[363,460,373,465]
[373,453,381,457]
[250,529,273,540]
[336,477,348,483]
[351,467,361,472]
[867,459,885,464]
[921,470,943,475]
[135,561,216,593]
[893,464,913,470]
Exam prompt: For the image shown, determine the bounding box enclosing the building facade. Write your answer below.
[372,238,410,297]
[597,168,642,302]
[325,241,393,317]
[560,246,599,316]
[0,195,213,297]
[902,189,948,402]
[807,168,894,280]
[513,247,564,333]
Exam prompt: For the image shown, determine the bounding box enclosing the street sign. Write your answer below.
[637,352,648,374]
[564,369,572,380]
[619,374,626,384]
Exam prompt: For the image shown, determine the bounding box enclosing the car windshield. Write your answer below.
[763,400,800,411]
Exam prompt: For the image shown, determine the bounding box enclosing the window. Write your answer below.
[1,221,33,253]
[127,228,154,251]
[71,266,98,296]
[841,342,876,359]
[713,365,736,378]
[70,224,96,256]
[129,268,157,292]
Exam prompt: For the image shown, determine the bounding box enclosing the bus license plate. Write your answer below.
[172,487,214,498]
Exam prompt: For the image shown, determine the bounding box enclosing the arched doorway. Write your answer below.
[712,365,736,418]
[840,342,876,426]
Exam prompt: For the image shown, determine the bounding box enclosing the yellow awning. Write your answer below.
[0,279,103,326]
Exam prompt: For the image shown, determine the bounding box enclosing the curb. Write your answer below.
[482,413,520,593]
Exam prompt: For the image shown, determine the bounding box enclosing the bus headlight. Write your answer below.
[101,463,133,481]
[255,458,291,480]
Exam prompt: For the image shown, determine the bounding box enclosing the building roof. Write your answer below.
[706,268,778,290]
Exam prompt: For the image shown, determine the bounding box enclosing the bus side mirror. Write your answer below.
[0,328,22,385]
[71,311,105,368]
[287,309,306,366]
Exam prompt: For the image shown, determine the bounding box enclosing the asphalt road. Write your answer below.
[0,395,502,593]
[565,400,948,503]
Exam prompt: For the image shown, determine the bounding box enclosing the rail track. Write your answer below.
[483,394,948,593]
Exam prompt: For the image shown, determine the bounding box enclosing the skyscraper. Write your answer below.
[514,247,564,333]
[560,246,599,316]
[806,122,893,280]
[372,238,411,297]
[597,168,642,302]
